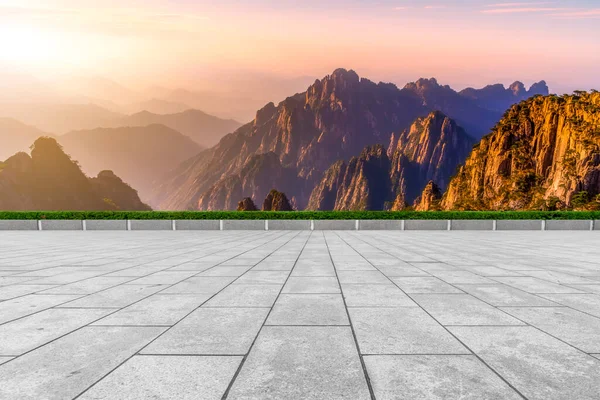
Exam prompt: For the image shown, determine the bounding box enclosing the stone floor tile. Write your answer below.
[141,307,268,355]
[234,270,289,284]
[342,284,417,307]
[538,294,600,317]
[349,307,468,354]
[449,326,600,400]
[161,276,236,294]
[92,294,211,326]
[38,277,134,295]
[0,294,81,324]
[391,277,464,294]
[199,266,253,277]
[0,308,113,355]
[266,294,348,325]
[412,294,524,325]
[227,326,370,400]
[204,284,282,307]
[500,306,600,352]
[492,276,584,294]
[127,271,197,285]
[364,355,522,400]
[78,355,242,400]
[281,276,340,293]
[337,271,390,284]
[456,284,560,307]
[58,284,166,308]
[0,326,165,400]
[0,284,60,300]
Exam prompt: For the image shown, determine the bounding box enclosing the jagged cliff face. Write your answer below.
[442,92,600,210]
[388,111,475,203]
[153,68,427,210]
[0,137,150,211]
[307,113,473,211]
[307,145,391,211]
[197,152,300,210]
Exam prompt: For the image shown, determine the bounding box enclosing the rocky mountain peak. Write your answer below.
[262,189,294,211]
[237,197,257,211]
[414,181,442,211]
[509,81,526,96]
[529,80,549,95]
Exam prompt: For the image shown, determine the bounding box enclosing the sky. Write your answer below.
[0,0,599,94]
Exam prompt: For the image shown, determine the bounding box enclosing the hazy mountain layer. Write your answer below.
[121,109,241,147]
[0,118,49,161]
[59,125,202,205]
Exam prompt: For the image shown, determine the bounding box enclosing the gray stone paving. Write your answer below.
[0,231,599,399]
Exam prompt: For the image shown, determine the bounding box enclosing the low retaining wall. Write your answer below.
[0,219,597,231]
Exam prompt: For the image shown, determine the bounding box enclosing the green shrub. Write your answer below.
[0,210,599,220]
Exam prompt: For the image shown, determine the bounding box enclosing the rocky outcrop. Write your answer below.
[262,190,294,211]
[413,181,442,211]
[237,197,258,211]
[89,170,152,211]
[308,112,473,211]
[442,92,600,210]
[460,81,549,112]
[0,137,150,211]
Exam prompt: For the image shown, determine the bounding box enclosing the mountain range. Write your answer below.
[5,68,593,212]
[154,69,547,211]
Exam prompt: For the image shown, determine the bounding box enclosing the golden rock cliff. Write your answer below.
[442,92,600,210]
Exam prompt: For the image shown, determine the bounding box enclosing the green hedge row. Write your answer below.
[1,211,600,220]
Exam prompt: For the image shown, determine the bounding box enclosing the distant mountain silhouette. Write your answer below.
[59,125,202,205]
[459,80,549,112]
[121,109,241,147]
[0,137,150,211]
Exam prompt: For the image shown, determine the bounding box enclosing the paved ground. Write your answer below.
[0,231,600,400]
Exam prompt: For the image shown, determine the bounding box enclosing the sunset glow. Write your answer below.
[0,0,599,92]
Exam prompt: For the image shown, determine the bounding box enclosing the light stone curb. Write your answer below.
[0,219,598,231]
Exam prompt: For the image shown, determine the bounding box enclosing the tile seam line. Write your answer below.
[347,231,600,356]
[340,231,529,400]
[323,231,377,400]
[219,230,312,400]
[71,230,300,400]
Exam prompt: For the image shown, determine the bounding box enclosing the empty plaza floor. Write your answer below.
[1,230,600,399]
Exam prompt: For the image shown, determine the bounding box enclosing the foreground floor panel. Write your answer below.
[0,230,599,399]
